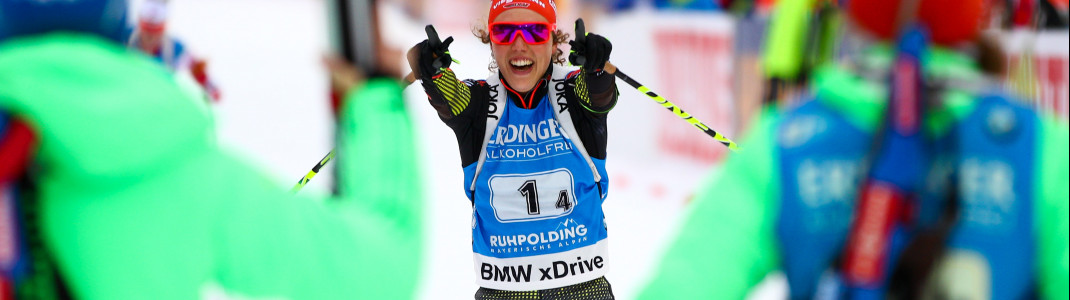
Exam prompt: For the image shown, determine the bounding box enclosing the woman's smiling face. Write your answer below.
[490,9,555,93]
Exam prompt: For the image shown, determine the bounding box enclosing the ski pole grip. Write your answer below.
[425,25,445,69]
[571,19,588,66]
[425,25,441,47]
[575,19,586,43]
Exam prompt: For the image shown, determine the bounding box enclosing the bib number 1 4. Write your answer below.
[518,180,573,215]
[489,169,577,222]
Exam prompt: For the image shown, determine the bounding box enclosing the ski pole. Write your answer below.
[292,71,419,194]
[290,150,334,193]
[570,18,739,151]
[603,62,741,151]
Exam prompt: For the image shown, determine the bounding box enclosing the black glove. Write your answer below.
[415,25,454,78]
[568,19,611,72]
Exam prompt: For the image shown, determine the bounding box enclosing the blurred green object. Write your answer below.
[762,0,841,105]
[639,46,1070,299]
[0,34,423,299]
[763,0,813,79]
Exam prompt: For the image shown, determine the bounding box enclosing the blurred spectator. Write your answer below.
[639,0,1069,299]
[1,0,424,299]
[127,0,222,102]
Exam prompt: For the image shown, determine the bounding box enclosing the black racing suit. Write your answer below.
[417,63,619,299]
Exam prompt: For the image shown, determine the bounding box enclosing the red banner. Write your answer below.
[652,29,736,163]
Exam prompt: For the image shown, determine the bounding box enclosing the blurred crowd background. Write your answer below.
[3,0,1066,299]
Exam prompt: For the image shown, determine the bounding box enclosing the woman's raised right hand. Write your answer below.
[407,24,454,79]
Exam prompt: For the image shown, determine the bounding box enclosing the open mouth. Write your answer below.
[509,58,534,73]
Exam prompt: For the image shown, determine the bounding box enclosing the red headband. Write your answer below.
[489,0,557,24]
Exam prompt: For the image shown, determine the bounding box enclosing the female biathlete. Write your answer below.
[407,0,618,298]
